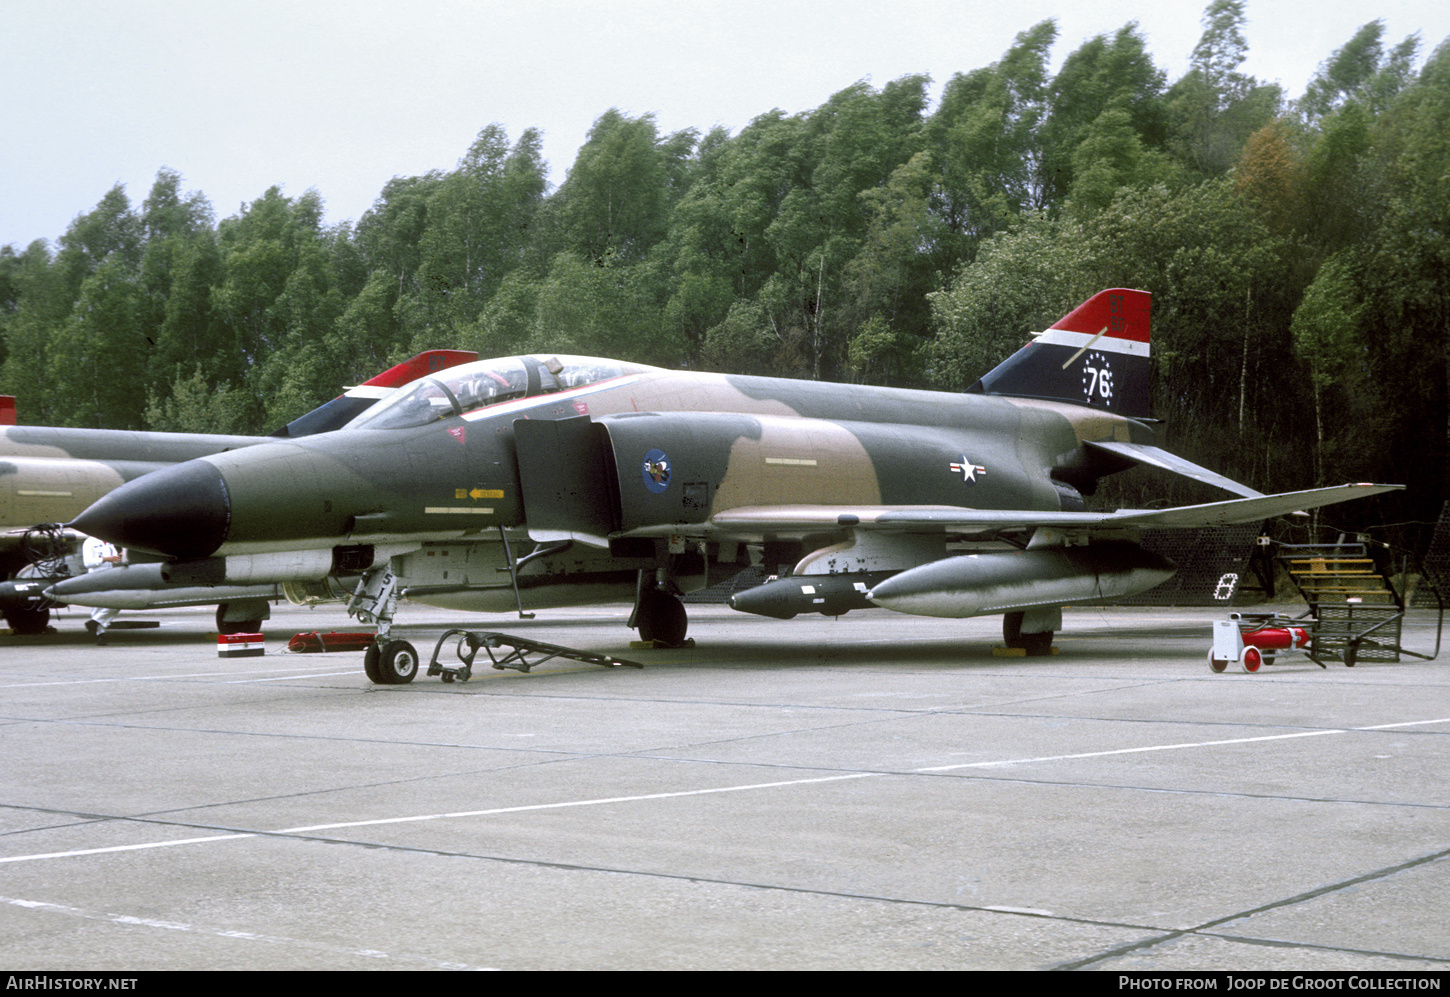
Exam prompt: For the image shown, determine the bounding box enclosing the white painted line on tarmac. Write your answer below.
[0,773,877,864]
[0,664,364,689]
[0,893,494,969]
[273,772,879,834]
[916,730,1344,771]
[914,716,1450,773]
[1362,717,1450,731]
[2,717,1445,867]
[0,832,257,864]
[222,669,362,683]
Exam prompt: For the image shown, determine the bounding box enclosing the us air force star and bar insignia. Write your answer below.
[642,449,671,493]
[949,456,986,484]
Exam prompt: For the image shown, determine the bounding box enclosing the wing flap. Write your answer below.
[617,483,1402,539]
[876,483,1402,530]
[705,505,1107,535]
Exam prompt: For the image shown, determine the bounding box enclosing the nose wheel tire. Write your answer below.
[371,639,419,684]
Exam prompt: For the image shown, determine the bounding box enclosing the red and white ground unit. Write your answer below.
[217,632,265,658]
[1208,614,1311,673]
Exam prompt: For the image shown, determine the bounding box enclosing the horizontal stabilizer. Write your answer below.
[1086,441,1263,498]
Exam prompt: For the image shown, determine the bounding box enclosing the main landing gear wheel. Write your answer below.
[4,606,50,636]
[372,639,419,684]
[636,589,688,646]
[1003,611,1054,657]
[215,604,262,635]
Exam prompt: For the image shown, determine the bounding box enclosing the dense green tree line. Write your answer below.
[2,2,1447,538]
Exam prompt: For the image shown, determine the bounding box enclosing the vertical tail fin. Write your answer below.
[967,288,1151,419]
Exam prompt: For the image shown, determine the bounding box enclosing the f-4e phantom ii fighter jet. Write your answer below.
[72,289,1400,679]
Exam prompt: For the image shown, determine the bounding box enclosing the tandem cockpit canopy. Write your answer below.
[343,354,661,431]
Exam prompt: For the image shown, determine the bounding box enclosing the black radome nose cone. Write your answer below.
[71,460,230,559]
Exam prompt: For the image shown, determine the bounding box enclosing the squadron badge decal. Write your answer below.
[642,449,672,493]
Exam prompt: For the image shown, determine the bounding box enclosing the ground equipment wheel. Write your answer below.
[1208,651,1229,673]
[1239,646,1263,674]
[375,639,419,684]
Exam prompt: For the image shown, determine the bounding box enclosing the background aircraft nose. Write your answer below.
[70,459,230,559]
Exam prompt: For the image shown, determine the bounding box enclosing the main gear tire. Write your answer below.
[216,604,262,635]
[1003,611,1054,657]
[4,606,50,636]
[636,589,688,646]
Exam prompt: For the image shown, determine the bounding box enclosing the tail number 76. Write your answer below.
[1082,351,1114,403]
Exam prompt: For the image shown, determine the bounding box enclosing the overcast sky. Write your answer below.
[3,0,1447,250]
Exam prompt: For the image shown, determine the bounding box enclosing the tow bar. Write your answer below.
[425,629,644,683]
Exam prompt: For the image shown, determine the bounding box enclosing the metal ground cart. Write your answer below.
[1208,541,1442,672]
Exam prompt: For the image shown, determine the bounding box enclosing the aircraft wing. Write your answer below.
[1101,483,1403,527]
[673,482,1403,539]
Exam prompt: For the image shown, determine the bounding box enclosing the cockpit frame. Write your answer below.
[343,354,660,431]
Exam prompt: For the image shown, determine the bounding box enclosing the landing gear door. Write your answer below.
[513,416,620,547]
